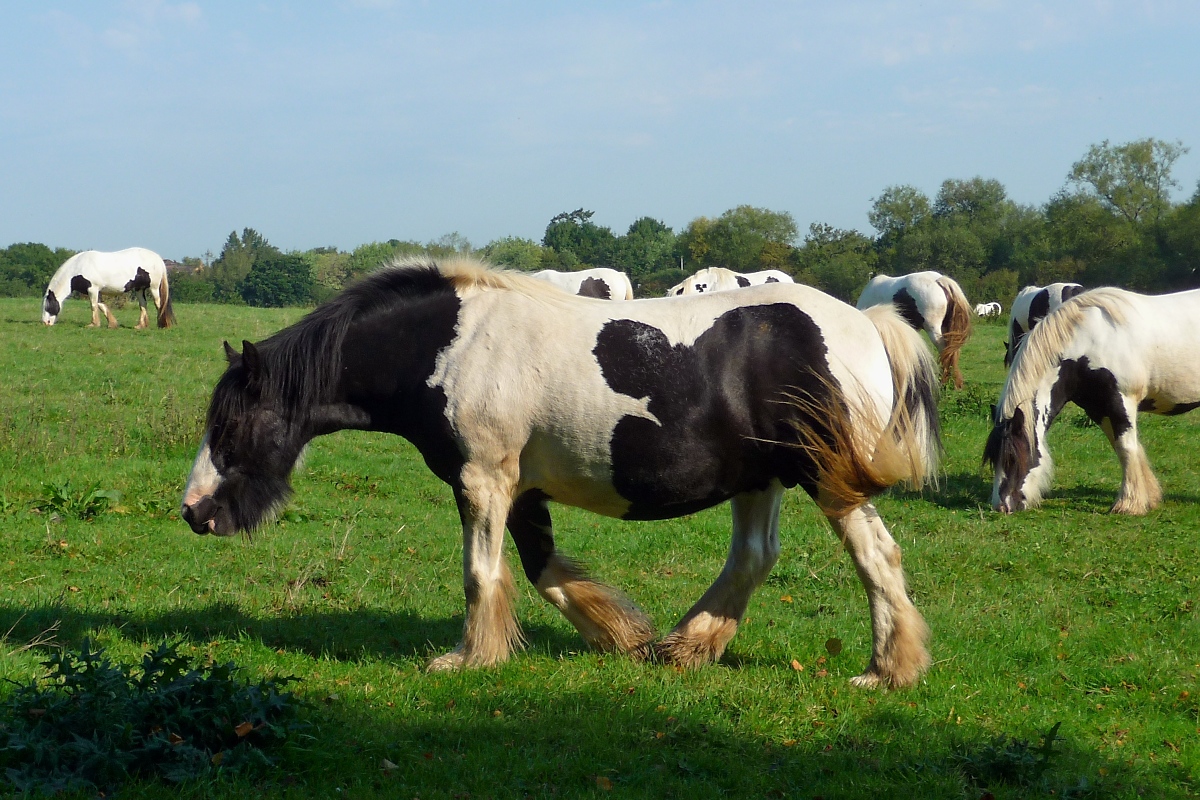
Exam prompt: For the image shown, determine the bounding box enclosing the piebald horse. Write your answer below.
[974,302,1002,317]
[182,257,941,687]
[986,287,1200,515]
[1004,282,1085,367]
[856,271,973,389]
[42,247,176,329]
[667,267,794,296]
[531,267,634,300]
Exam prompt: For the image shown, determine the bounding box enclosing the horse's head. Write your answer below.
[983,401,1053,513]
[42,290,60,325]
[181,340,305,536]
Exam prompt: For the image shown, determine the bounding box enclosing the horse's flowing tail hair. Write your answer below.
[787,305,942,516]
[157,271,176,328]
[935,276,972,389]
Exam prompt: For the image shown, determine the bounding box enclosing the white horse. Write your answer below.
[667,267,794,296]
[531,268,634,300]
[974,301,1002,317]
[856,271,973,389]
[986,287,1200,515]
[1004,283,1085,366]
[43,247,175,329]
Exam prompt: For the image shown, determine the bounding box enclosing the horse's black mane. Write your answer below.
[210,261,455,422]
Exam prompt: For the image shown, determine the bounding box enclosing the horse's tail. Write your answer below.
[157,270,176,328]
[935,275,972,389]
[785,306,942,516]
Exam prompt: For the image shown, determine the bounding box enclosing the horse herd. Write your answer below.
[42,249,1197,686]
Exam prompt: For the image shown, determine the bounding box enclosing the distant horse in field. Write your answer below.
[532,268,634,300]
[667,267,793,296]
[1004,282,1085,366]
[974,302,1002,317]
[856,271,973,389]
[42,247,175,329]
[182,257,941,687]
[985,287,1200,515]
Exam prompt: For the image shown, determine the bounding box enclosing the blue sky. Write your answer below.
[2,1,1197,259]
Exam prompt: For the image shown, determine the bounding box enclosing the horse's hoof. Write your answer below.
[425,650,466,672]
[849,672,885,689]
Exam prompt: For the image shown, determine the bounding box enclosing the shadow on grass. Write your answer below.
[0,602,582,664]
[280,688,1191,799]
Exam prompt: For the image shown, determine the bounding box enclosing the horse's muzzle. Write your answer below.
[181,496,218,534]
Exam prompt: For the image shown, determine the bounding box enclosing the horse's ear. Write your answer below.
[241,340,261,379]
[989,403,997,421]
[1011,407,1025,429]
[223,340,239,364]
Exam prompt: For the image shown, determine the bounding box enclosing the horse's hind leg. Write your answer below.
[507,490,656,655]
[657,482,784,668]
[828,503,929,688]
[427,461,524,671]
[87,289,103,327]
[1101,398,1162,515]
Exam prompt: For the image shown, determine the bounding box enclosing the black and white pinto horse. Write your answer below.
[986,287,1200,515]
[1004,282,1085,367]
[974,302,1002,317]
[667,267,793,296]
[43,247,176,329]
[182,258,942,687]
[856,271,973,389]
[532,268,634,300]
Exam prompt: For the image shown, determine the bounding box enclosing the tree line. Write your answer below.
[2,138,1197,307]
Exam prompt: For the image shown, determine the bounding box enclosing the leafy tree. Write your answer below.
[795,223,876,301]
[211,228,277,302]
[482,237,544,271]
[0,242,77,296]
[1162,184,1200,288]
[869,185,931,242]
[678,206,797,272]
[346,240,425,282]
[542,209,617,266]
[426,232,473,258]
[614,217,677,278]
[1068,138,1189,227]
[239,251,314,307]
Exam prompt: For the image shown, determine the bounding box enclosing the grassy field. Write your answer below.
[0,295,1197,798]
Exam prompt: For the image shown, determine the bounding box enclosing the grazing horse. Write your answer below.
[974,302,1002,317]
[182,257,942,687]
[667,267,793,296]
[42,247,176,329]
[985,287,1200,515]
[532,268,634,300]
[855,271,973,389]
[1004,282,1085,366]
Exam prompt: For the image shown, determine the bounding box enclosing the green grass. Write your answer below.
[0,298,1197,798]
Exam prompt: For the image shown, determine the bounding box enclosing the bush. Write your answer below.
[239,252,314,307]
[0,640,308,794]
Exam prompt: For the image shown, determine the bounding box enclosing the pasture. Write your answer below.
[0,296,1197,798]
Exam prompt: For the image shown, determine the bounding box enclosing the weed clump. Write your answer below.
[0,639,307,795]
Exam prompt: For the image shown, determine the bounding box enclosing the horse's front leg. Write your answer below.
[1102,397,1162,515]
[427,461,524,671]
[657,482,783,668]
[828,503,929,688]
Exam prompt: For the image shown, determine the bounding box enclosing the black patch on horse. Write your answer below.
[736,275,751,288]
[1061,284,1085,303]
[1027,289,1051,328]
[765,276,779,283]
[124,266,151,293]
[1140,398,1200,416]
[44,290,60,316]
[69,275,91,295]
[892,288,925,332]
[1054,356,1131,439]
[577,277,611,299]
[506,489,555,584]
[594,303,833,519]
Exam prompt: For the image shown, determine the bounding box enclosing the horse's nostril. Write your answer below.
[183,496,218,533]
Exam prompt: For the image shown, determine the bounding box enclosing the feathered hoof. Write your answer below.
[849,671,886,689]
[1109,496,1159,515]
[425,648,466,672]
[652,632,726,670]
